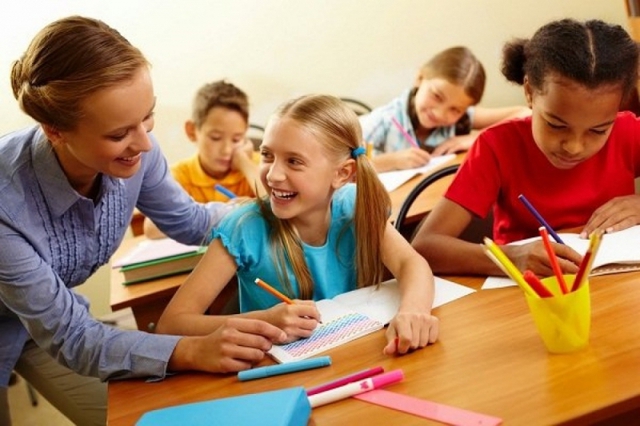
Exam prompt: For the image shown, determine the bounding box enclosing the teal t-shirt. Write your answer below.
[212,184,357,312]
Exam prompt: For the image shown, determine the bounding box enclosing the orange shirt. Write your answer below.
[171,155,253,203]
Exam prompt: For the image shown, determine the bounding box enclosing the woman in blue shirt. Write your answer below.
[0,16,285,426]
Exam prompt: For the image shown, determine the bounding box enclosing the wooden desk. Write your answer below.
[108,272,640,425]
[110,153,463,332]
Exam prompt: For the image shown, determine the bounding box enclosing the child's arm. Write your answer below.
[580,195,640,238]
[156,239,321,341]
[379,222,439,355]
[411,198,580,276]
[431,106,531,156]
[232,140,266,197]
[142,217,167,239]
[369,148,432,172]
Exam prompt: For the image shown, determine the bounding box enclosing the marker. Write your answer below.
[215,184,237,199]
[238,356,331,382]
[390,117,420,149]
[306,366,384,396]
[538,226,568,294]
[517,194,564,244]
[308,369,404,408]
[571,231,603,292]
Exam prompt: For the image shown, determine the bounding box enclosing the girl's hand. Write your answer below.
[264,300,321,342]
[391,148,431,170]
[383,307,439,355]
[581,195,640,238]
[503,241,581,277]
[431,135,473,156]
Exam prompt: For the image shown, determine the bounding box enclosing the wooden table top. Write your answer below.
[108,271,640,425]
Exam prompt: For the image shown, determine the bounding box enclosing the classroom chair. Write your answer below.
[248,123,265,151]
[394,164,492,243]
[339,98,373,116]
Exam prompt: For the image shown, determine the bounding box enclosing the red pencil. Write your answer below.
[523,270,554,297]
[539,226,568,294]
[571,231,603,292]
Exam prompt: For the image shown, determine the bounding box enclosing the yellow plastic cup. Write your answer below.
[524,274,591,353]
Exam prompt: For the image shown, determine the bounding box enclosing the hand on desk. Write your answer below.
[169,317,287,374]
[503,241,581,277]
[264,300,321,343]
[580,194,640,238]
[371,148,431,172]
[383,309,439,355]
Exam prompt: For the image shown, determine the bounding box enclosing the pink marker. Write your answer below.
[308,369,404,408]
[306,366,384,396]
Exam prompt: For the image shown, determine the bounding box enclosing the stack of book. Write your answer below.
[112,238,207,285]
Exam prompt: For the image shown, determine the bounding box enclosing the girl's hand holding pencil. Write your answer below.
[498,238,581,278]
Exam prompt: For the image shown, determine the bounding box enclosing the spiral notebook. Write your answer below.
[268,277,475,363]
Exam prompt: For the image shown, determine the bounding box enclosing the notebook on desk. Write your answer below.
[112,238,207,285]
[268,277,475,363]
[482,225,640,290]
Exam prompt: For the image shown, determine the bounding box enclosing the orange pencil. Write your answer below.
[254,278,294,304]
[538,226,568,294]
[254,278,322,323]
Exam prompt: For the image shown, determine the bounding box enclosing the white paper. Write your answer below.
[377,154,456,192]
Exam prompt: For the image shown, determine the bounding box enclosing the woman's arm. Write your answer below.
[379,223,439,355]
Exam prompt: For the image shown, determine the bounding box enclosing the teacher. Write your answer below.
[0,15,285,426]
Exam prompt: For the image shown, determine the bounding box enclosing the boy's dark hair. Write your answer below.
[191,80,249,127]
[501,19,639,101]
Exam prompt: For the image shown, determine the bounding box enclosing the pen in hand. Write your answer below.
[254,278,322,323]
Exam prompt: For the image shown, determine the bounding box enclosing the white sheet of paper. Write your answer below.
[377,154,456,192]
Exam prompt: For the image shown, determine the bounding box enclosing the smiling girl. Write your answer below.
[360,46,530,172]
[411,19,640,278]
[157,94,440,355]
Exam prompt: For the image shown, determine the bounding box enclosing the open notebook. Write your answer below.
[482,225,640,290]
[377,154,456,192]
[268,277,475,363]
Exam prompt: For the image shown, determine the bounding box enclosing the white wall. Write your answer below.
[0,1,629,316]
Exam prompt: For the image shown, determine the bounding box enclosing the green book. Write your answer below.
[114,239,207,285]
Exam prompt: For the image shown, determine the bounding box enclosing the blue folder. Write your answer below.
[136,386,311,426]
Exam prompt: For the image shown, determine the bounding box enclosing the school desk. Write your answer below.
[110,153,464,332]
[107,271,640,425]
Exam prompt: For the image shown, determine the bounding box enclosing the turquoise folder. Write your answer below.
[136,386,311,426]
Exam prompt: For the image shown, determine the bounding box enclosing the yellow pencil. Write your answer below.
[482,237,539,298]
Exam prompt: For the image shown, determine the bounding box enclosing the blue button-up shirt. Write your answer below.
[0,126,228,386]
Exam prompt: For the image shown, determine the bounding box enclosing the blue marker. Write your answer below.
[215,184,237,199]
[238,356,332,382]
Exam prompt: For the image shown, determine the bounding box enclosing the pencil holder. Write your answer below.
[524,274,591,354]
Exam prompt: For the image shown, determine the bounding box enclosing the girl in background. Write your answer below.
[361,46,530,172]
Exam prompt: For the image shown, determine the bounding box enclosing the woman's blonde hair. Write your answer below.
[259,95,391,299]
[10,15,149,131]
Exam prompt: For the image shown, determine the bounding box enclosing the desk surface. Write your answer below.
[108,272,640,425]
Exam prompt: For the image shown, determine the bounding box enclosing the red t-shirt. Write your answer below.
[446,112,640,244]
